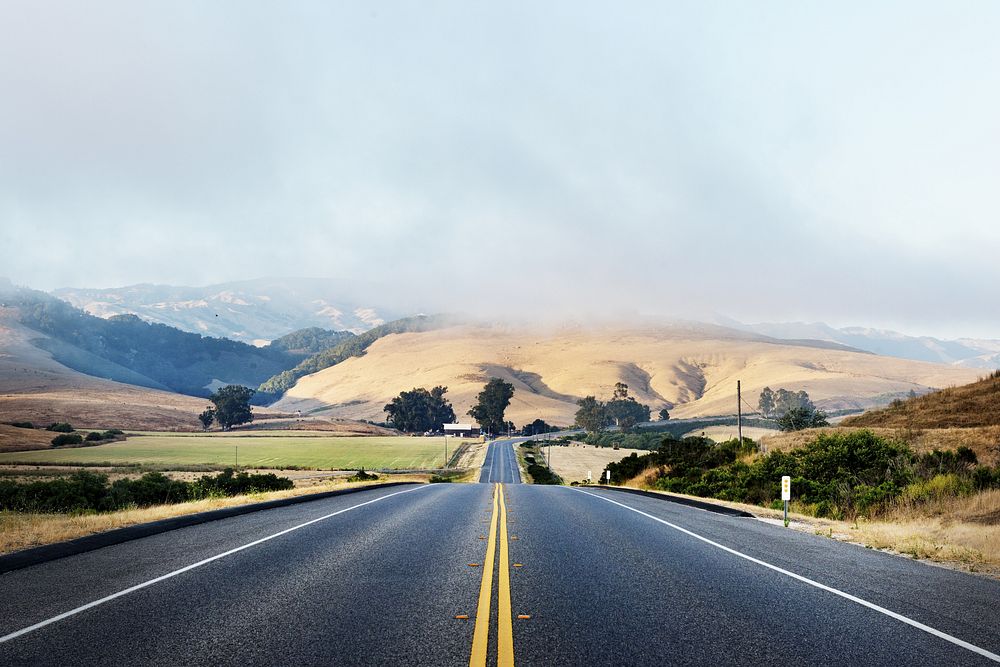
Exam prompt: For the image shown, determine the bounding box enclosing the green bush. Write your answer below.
[46,422,74,433]
[8,421,34,429]
[51,433,83,446]
[346,469,379,482]
[615,429,995,519]
[0,469,294,513]
[526,463,560,484]
[85,431,105,442]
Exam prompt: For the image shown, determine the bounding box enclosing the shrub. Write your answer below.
[527,463,560,485]
[0,469,295,513]
[347,469,379,482]
[46,422,74,433]
[8,421,34,429]
[51,433,83,446]
[85,431,105,442]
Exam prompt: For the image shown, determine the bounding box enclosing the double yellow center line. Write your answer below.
[470,483,514,667]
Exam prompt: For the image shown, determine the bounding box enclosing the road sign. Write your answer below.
[781,476,791,501]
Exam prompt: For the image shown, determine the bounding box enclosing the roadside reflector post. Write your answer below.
[587,470,592,483]
[781,475,791,527]
[605,469,611,485]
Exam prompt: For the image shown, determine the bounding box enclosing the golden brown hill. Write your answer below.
[273,324,981,427]
[842,371,1000,429]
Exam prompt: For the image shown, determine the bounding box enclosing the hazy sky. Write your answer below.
[1,2,998,338]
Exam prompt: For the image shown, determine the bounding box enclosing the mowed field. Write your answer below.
[0,433,467,470]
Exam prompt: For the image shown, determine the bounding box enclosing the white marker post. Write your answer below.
[781,475,791,527]
[606,469,612,484]
[587,470,592,484]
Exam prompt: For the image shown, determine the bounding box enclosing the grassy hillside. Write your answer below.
[843,371,1000,429]
[0,312,212,429]
[1,285,352,397]
[272,324,981,426]
[256,314,450,401]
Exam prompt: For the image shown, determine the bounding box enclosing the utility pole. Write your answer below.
[737,380,743,444]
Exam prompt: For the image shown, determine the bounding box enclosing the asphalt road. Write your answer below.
[2,446,999,665]
[479,439,523,484]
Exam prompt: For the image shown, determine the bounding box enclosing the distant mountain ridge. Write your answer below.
[0,284,353,397]
[53,278,395,344]
[714,318,1000,370]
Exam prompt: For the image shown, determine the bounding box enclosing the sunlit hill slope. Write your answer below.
[273,324,982,427]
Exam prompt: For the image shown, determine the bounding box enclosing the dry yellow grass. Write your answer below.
[844,372,1000,429]
[547,444,647,483]
[274,324,979,427]
[0,424,57,452]
[0,475,429,555]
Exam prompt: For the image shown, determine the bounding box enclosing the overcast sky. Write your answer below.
[1,2,998,338]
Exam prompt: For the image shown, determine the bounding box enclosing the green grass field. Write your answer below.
[0,434,467,470]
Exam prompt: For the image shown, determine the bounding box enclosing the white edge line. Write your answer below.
[571,487,1000,664]
[0,484,432,645]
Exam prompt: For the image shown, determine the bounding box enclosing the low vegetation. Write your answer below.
[346,469,379,482]
[0,469,293,513]
[604,430,1000,520]
[50,433,83,446]
[46,422,74,433]
[519,441,561,485]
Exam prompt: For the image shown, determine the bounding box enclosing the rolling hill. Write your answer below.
[0,311,210,430]
[271,323,982,426]
[718,318,1000,369]
[842,371,1000,429]
[53,277,395,344]
[1,284,353,397]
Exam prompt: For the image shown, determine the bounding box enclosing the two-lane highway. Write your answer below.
[479,439,522,484]
[2,466,1000,665]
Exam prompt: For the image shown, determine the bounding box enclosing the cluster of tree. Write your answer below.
[198,385,256,431]
[45,422,74,433]
[758,387,828,431]
[0,469,293,514]
[604,430,1000,520]
[257,315,447,401]
[468,378,515,435]
[49,427,124,446]
[2,285,316,397]
[383,386,456,432]
[575,383,651,433]
[522,419,560,436]
[263,327,355,359]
